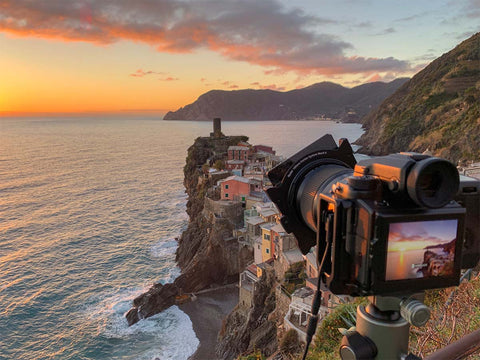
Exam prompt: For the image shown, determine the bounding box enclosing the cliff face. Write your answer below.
[356,32,480,163]
[126,135,252,326]
[163,79,408,121]
[216,268,278,359]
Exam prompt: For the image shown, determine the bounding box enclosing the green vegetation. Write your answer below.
[279,329,302,355]
[409,275,480,358]
[201,163,210,174]
[465,86,478,104]
[213,159,225,170]
[424,92,458,111]
[357,32,480,164]
[306,298,366,359]
[449,66,480,78]
[282,262,307,294]
[238,349,266,360]
[304,276,480,359]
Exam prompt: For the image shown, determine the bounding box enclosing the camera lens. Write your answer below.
[407,157,459,208]
[296,164,352,232]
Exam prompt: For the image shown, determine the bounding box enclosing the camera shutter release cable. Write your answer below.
[301,214,333,360]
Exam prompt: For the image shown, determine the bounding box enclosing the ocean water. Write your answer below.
[0,117,363,360]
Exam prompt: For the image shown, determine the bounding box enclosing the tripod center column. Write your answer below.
[356,305,410,359]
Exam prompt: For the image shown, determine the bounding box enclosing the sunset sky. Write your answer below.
[387,220,458,252]
[1,0,479,115]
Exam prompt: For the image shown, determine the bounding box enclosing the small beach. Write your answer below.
[180,285,239,360]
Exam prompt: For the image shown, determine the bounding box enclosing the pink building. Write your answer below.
[220,175,250,201]
[228,146,250,161]
[253,144,276,155]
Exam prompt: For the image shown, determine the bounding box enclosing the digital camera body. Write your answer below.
[266,135,480,296]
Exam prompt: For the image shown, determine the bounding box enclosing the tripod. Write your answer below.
[339,295,430,360]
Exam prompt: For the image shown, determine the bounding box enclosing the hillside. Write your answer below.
[163,79,408,121]
[356,32,480,163]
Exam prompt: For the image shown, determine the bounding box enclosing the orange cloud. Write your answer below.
[249,82,285,91]
[130,69,164,77]
[161,77,179,81]
[367,73,382,82]
[0,0,410,75]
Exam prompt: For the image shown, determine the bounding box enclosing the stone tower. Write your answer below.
[213,117,222,138]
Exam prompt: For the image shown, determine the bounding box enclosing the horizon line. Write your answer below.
[0,110,169,118]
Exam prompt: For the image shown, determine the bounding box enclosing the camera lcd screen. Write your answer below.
[385,219,458,281]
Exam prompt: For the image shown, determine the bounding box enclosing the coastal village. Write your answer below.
[126,115,480,359]
[196,118,350,344]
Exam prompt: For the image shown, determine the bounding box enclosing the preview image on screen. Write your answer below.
[385,219,458,281]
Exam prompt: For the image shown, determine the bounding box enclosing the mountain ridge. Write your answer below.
[163,79,409,121]
[356,32,480,163]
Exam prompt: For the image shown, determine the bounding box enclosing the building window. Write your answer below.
[264,233,270,240]
[242,196,245,201]
[225,193,229,198]
[258,245,261,249]
[225,184,229,189]
[266,248,270,254]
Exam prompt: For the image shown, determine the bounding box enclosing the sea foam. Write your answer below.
[83,288,198,360]
[150,239,178,259]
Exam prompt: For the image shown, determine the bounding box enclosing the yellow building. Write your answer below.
[260,223,276,263]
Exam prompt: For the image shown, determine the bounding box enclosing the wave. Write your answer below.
[150,239,178,259]
[82,287,198,360]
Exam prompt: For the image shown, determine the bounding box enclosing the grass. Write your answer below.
[409,274,480,359]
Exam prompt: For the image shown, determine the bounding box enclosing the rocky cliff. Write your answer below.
[216,268,278,359]
[126,135,253,326]
[163,79,408,121]
[356,32,480,163]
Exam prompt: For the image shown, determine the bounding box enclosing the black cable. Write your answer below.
[301,217,331,360]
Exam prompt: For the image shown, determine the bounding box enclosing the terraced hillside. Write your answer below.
[356,32,480,164]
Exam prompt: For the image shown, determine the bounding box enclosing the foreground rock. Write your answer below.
[216,268,278,359]
[126,135,253,326]
[125,283,179,326]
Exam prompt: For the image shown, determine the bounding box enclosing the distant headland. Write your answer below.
[163,79,408,122]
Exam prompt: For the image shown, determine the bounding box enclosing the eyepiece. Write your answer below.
[407,157,459,208]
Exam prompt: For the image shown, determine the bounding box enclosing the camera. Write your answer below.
[266,134,480,296]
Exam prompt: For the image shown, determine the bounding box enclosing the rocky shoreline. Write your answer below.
[125,130,289,360]
[125,134,252,326]
[179,286,239,360]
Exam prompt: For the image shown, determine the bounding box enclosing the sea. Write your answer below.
[0,117,363,360]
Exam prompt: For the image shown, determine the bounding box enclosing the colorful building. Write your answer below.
[253,144,276,155]
[260,223,276,263]
[246,215,265,246]
[254,235,263,264]
[255,202,280,223]
[239,263,259,309]
[219,175,250,201]
[284,287,328,342]
[228,145,250,161]
[226,159,245,174]
[271,223,297,259]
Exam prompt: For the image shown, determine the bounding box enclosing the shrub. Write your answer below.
[425,92,458,110]
[308,298,366,358]
[201,163,210,174]
[239,349,265,360]
[213,159,225,170]
[280,329,301,354]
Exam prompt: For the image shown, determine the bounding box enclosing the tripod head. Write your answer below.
[340,294,430,360]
